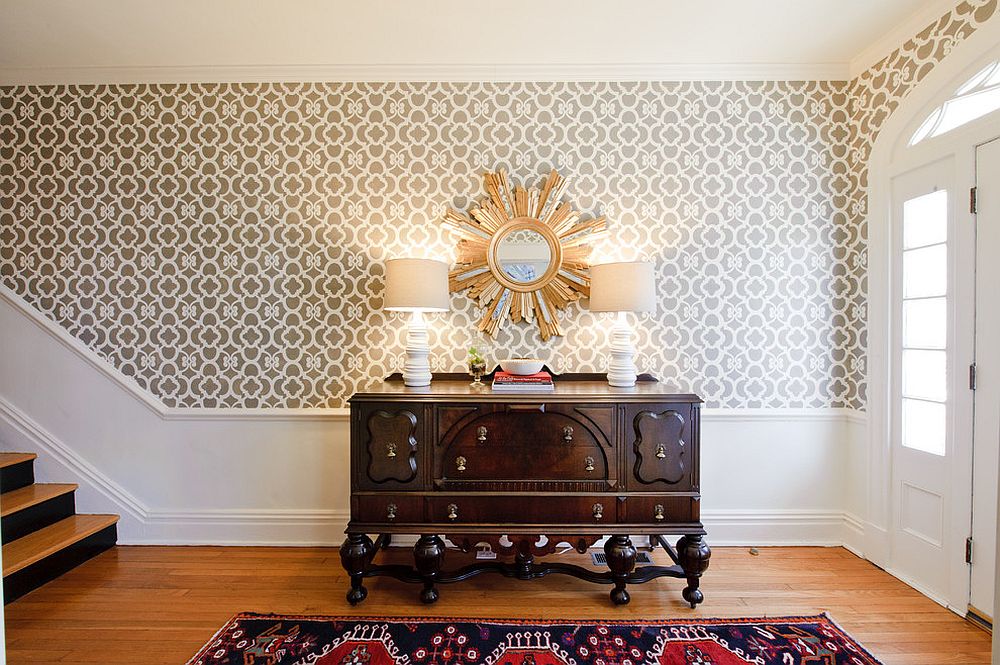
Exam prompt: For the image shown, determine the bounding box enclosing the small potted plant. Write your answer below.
[467,346,488,386]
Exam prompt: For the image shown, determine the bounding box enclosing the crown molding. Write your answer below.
[0,61,851,86]
[848,0,961,78]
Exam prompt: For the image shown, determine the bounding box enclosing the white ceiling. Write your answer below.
[0,0,961,83]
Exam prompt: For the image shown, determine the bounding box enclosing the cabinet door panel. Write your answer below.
[359,406,420,487]
[626,405,695,491]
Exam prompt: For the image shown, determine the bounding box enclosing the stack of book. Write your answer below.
[491,371,555,392]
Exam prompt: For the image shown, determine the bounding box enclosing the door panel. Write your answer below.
[970,138,1000,619]
[890,160,954,602]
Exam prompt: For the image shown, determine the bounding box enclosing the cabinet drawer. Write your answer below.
[435,404,614,489]
[353,494,423,524]
[426,495,615,525]
[624,495,698,524]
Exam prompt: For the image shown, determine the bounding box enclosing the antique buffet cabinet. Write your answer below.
[340,374,710,606]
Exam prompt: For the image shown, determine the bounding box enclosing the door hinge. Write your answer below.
[970,362,977,390]
[970,186,978,214]
[966,536,974,564]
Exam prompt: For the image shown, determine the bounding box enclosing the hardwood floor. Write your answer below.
[3,544,991,664]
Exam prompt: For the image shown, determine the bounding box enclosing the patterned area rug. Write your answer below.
[187,613,883,664]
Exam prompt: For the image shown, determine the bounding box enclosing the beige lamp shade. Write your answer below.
[384,258,450,312]
[588,261,656,313]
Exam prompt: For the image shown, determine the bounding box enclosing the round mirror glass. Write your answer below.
[495,228,552,284]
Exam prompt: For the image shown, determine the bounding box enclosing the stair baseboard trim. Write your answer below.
[0,395,148,521]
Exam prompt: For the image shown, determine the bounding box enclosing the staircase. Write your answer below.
[0,452,118,602]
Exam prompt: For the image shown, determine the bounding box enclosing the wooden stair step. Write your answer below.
[1,483,77,517]
[3,514,119,577]
[0,453,36,469]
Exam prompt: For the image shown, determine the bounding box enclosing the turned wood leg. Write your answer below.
[413,534,445,604]
[676,534,711,608]
[604,535,637,605]
[514,540,534,578]
[339,533,373,605]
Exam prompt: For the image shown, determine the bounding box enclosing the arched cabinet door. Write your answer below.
[627,405,696,491]
[360,406,420,486]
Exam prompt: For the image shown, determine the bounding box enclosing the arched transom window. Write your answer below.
[910,60,1000,145]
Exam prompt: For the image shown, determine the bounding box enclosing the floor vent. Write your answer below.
[591,551,653,566]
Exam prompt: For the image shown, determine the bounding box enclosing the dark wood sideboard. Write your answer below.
[339,374,710,606]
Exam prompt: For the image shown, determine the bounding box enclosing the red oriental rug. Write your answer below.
[186,613,883,664]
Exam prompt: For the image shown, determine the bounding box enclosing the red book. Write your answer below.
[492,371,552,384]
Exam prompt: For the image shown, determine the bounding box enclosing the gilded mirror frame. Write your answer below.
[442,169,607,340]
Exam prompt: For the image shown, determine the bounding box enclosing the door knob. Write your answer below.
[653,503,665,521]
[584,456,595,472]
[456,456,467,472]
[387,503,398,520]
[593,503,604,520]
[655,445,666,459]
[386,442,397,458]
[563,426,574,443]
[447,503,459,521]
[476,426,488,444]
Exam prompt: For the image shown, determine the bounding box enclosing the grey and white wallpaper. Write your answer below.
[0,0,995,410]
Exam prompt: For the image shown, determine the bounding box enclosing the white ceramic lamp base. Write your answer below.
[607,311,638,387]
[402,310,433,387]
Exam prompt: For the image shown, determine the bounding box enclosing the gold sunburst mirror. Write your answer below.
[442,169,608,340]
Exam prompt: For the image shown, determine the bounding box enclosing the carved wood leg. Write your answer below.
[339,533,373,605]
[414,534,445,604]
[677,534,711,608]
[604,535,637,605]
[514,539,534,579]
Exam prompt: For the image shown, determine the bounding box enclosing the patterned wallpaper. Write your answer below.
[0,1,995,410]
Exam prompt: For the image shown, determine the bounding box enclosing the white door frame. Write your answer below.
[866,14,1000,614]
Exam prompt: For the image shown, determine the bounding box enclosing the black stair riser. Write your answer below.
[0,460,34,494]
[2,492,76,544]
[3,524,117,603]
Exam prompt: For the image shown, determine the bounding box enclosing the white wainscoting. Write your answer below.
[0,287,868,548]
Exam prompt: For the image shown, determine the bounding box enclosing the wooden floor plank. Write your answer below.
[3,545,991,664]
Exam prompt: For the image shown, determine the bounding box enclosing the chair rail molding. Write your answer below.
[1,285,867,547]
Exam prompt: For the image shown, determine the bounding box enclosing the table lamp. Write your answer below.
[384,258,450,387]
[588,261,655,387]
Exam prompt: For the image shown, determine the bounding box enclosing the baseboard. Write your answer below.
[701,509,863,547]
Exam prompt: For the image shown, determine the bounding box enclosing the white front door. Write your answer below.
[889,160,956,602]
[970,138,1000,621]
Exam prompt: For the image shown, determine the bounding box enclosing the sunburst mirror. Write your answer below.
[442,169,607,340]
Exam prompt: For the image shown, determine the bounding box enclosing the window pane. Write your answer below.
[902,398,946,456]
[903,190,947,249]
[903,297,947,348]
[903,349,947,401]
[903,244,947,298]
[934,86,1000,137]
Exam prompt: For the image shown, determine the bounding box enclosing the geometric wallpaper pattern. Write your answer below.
[0,0,995,409]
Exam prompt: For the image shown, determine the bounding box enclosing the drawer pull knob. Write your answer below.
[654,504,665,521]
[386,442,397,458]
[447,503,459,521]
[655,445,666,459]
[476,426,488,444]
[562,426,574,443]
[584,456,595,473]
[387,503,398,520]
[593,503,604,520]
[456,456,467,472]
